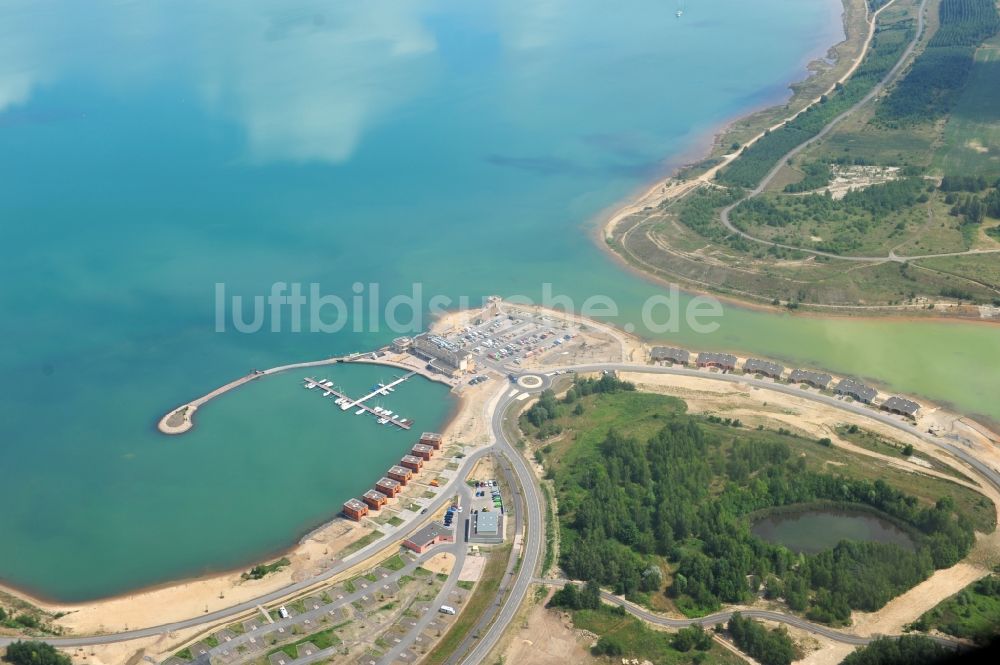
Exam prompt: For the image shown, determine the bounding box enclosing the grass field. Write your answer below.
[569,605,744,665]
[935,37,1000,176]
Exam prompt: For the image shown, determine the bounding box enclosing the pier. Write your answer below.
[303,373,416,429]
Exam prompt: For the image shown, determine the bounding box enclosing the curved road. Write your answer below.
[716,0,1000,265]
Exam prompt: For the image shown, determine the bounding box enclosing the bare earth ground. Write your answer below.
[497,588,597,665]
[423,552,456,577]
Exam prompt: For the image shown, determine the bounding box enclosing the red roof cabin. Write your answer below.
[411,443,434,460]
[419,432,443,450]
[343,498,368,521]
[387,465,413,485]
[362,489,388,510]
[375,477,402,498]
[400,455,423,472]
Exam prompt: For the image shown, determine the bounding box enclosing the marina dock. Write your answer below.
[303,374,416,429]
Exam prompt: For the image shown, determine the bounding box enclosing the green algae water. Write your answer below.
[0,0,997,601]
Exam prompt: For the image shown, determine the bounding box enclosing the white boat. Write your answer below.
[324,391,333,397]
[377,417,389,425]
[378,382,395,393]
[355,408,366,415]
[334,396,344,405]
[676,9,682,17]
[373,406,384,414]
[382,410,393,417]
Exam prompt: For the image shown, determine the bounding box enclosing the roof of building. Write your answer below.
[789,369,833,386]
[376,477,401,488]
[344,498,366,510]
[405,522,452,547]
[421,432,442,441]
[388,465,412,475]
[697,352,737,366]
[883,396,920,415]
[476,512,499,535]
[651,346,690,362]
[363,489,387,501]
[412,443,433,452]
[744,358,785,376]
[835,378,877,401]
[401,455,422,463]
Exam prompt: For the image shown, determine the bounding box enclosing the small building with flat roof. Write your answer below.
[402,522,454,554]
[362,489,388,510]
[375,477,402,497]
[744,358,784,379]
[834,378,877,404]
[343,498,368,521]
[388,465,413,485]
[400,455,423,471]
[697,352,737,370]
[651,347,691,365]
[411,443,434,460]
[882,396,920,418]
[392,337,412,353]
[420,432,443,449]
[789,369,832,390]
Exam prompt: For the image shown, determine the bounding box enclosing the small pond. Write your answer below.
[751,508,916,554]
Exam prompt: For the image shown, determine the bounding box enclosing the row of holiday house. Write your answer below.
[342,432,444,521]
[650,347,921,419]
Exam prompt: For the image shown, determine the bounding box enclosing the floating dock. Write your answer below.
[303,374,415,429]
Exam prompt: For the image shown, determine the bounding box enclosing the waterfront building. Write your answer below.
[650,346,690,365]
[388,465,413,485]
[343,498,368,521]
[401,455,424,472]
[375,477,402,497]
[697,352,737,370]
[419,432,443,449]
[882,396,920,418]
[411,443,434,460]
[834,378,878,404]
[362,489,388,510]
[788,369,833,390]
[744,358,785,379]
[412,333,474,375]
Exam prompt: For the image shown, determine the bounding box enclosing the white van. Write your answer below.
[278,605,290,619]
[439,605,457,615]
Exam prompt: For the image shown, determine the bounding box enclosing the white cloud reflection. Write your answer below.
[0,0,439,164]
[194,1,439,164]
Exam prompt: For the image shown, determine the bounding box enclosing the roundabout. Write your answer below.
[515,373,546,391]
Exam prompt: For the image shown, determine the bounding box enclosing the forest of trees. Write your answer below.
[1,642,70,665]
[727,613,797,665]
[553,408,975,624]
[877,0,1000,125]
[840,635,955,665]
[716,15,915,187]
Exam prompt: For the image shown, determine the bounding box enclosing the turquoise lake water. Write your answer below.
[1,0,997,601]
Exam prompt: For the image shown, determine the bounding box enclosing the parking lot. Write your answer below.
[443,312,581,377]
